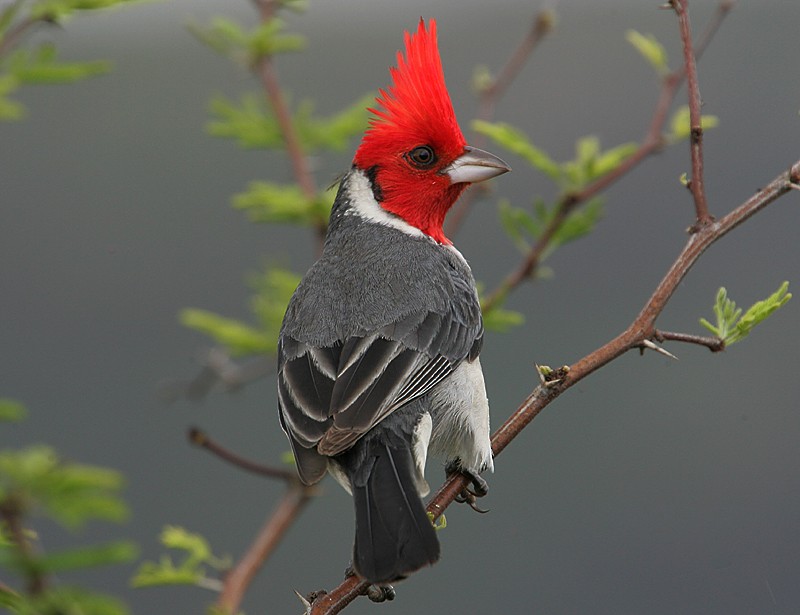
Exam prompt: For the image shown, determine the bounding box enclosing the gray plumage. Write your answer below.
[278,167,493,583]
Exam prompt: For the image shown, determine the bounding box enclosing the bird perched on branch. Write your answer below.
[278,18,509,585]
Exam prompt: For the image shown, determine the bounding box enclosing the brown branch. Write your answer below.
[189,425,318,613]
[188,428,296,482]
[655,329,725,352]
[672,0,713,229]
[217,483,315,614]
[309,115,800,615]
[0,496,45,595]
[250,0,326,245]
[476,7,555,123]
[480,1,732,315]
[0,13,45,59]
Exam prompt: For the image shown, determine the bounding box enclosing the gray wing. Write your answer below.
[278,306,482,485]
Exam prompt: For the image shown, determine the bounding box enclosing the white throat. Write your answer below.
[344,168,427,239]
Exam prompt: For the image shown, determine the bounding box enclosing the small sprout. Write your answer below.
[472,64,494,94]
[668,105,719,142]
[679,172,690,187]
[427,511,447,530]
[699,282,792,345]
[536,364,569,387]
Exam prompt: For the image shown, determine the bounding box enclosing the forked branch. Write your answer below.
[308,0,797,609]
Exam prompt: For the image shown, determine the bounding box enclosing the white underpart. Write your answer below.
[345,168,427,238]
[412,412,432,497]
[327,461,352,495]
[428,358,494,474]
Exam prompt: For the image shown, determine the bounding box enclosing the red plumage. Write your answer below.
[353,18,468,245]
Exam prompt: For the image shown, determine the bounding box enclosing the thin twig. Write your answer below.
[188,428,297,482]
[308,72,800,615]
[217,483,315,614]
[672,0,713,229]
[476,7,555,124]
[250,0,325,245]
[655,330,725,352]
[0,13,45,59]
[480,1,733,314]
[0,497,45,595]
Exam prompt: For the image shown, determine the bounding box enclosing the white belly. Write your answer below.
[427,358,493,474]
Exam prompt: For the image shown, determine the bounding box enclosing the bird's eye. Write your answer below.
[406,145,436,168]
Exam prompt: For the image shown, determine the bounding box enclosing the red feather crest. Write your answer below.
[354,18,466,168]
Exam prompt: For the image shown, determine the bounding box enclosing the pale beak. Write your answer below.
[444,146,511,185]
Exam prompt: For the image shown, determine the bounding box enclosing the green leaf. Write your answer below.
[26,541,138,574]
[159,526,211,564]
[668,105,720,141]
[233,181,333,228]
[189,17,249,59]
[248,267,301,350]
[207,93,283,148]
[551,196,604,248]
[0,398,26,422]
[207,92,371,154]
[593,141,638,177]
[472,120,561,180]
[0,445,129,528]
[626,29,668,75]
[8,44,110,83]
[191,16,305,63]
[248,17,305,60]
[483,306,525,333]
[0,74,24,120]
[562,137,636,190]
[30,0,143,22]
[179,308,274,356]
[699,282,792,345]
[293,93,373,152]
[10,585,130,615]
[0,0,25,38]
[180,266,301,358]
[498,196,604,260]
[131,526,227,590]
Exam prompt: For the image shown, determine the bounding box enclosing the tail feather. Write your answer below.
[351,442,439,583]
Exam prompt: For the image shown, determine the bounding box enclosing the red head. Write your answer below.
[353,19,509,244]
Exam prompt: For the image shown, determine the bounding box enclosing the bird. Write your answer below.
[278,17,510,585]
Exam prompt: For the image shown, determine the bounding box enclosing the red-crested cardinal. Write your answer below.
[278,18,509,584]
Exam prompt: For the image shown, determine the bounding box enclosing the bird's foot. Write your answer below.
[344,565,396,603]
[446,461,490,513]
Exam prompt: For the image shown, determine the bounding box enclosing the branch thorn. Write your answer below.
[535,363,570,387]
[641,339,679,360]
[294,589,312,614]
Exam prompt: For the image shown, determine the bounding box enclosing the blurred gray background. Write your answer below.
[2,0,799,613]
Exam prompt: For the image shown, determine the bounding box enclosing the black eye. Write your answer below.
[406,145,436,168]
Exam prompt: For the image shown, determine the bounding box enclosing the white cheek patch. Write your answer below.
[345,169,426,239]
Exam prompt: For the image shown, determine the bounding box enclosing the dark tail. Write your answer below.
[350,442,439,584]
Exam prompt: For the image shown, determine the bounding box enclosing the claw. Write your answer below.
[446,460,490,513]
[365,584,396,603]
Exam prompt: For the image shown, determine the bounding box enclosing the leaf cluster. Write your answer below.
[0,0,139,120]
[182,8,376,356]
[180,266,301,358]
[0,402,136,614]
[189,16,306,66]
[700,282,792,345]
[131,525,229,590]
